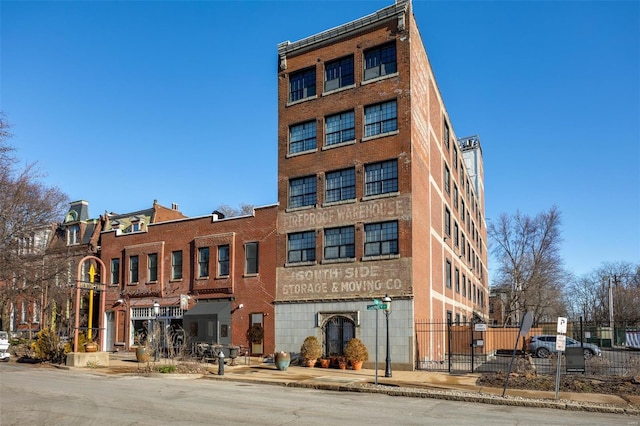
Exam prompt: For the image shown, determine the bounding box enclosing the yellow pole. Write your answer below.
[87,265,96,340]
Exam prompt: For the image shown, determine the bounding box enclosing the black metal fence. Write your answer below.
[415,320,640,376]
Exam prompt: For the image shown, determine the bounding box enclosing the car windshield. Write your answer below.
[567,337,578,344]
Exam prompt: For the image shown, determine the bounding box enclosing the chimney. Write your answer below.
[172,203,178,210]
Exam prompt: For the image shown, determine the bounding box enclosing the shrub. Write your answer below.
[344,338,368,362]
[300,336,322,360]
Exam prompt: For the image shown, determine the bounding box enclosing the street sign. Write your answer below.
[367,304,387,310]
[557,317,568,334]
[556,334,566,351]
[474,323,487,332]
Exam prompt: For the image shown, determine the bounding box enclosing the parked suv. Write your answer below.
[526,334,601,358]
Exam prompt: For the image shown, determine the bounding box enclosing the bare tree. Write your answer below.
[0,114,69,332]
[215,203,255,218]
[566,261,640,325]
[488,205,568,325]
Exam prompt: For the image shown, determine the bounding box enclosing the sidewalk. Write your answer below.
[100,352,639,415]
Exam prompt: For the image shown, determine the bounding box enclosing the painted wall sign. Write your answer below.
[276,258,412,301]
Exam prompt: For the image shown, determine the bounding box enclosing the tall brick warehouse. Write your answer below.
[274,0,487,370]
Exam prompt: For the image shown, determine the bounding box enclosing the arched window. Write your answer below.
[323,315,355,357]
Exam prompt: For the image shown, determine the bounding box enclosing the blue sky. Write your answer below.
[2,0,638,279]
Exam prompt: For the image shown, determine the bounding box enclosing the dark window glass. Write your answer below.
[364,43,397,80]
[324,226,355,260]
[198,247,209,278]
[325,168,355,203]
[325,111,355,146]
[245,242,258,274]
[288,231,316,263]
[289,121,316,153]
[364,100,397,137]
[364,221,398,256]
[325,56,354,91]
[289,68,316,102]
[365,160,398,196]
[289,176,316,208]
[218,245,229,276]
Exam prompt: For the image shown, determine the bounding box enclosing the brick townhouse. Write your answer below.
[274,0,488,370]
[99,201,277,355]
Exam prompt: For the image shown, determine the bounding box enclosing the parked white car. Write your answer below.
[0,331,10,361]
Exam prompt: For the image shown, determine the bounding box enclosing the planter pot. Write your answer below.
[350,360,363,371]
[319,358,330,368]
[338,359,347,370]
[305,358,317,368]
[136,346,150,363]
[84,342,98,353]
[274,351,291,371]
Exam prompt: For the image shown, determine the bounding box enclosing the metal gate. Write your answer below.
[323,315,355,357]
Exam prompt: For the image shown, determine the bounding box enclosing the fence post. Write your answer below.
[470,318,475,373]
[447,319,452,373]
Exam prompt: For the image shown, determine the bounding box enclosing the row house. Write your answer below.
[100,202,278,355]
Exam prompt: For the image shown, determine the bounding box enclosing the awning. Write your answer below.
[183,300,230,317]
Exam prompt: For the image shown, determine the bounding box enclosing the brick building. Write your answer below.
[100,201,277,354]
[274,0,488,370]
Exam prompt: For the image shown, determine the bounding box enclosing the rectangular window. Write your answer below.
[444,119,450,150]
[454,222,459,247]
[148,253,158,282]
[468,278,472,299]
[245,242,259,274]
[364,43,397,80]
[462,274,467,296]
[325,56,354,91]
[289,120,316,154]
[453,148,458,169]
[325,168,355,203]
[365,159,398,196]
[218,245,230,277]
[446,259,452,288]
[455,313,460,325]
[171,251,182,280]
[444,164,450,194]
[289,175,316,208]
[129,255,139,283]
[461,199,466,222]
[287,231,316,263]
[364,221,398,256]
[110,259,120,285]
[455,267,460,293]
[364,100,397,137]
[325,111,355,146]
[445,207,451,236]
[446,311,453,325]
[67,225,80,246]
[324,226,355,260]
[453,184,459,210]
[198,247,209,278]
[289,67,316,102]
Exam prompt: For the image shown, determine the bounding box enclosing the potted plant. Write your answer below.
[300,336,322,367]
[134,331,150,363]
[319,357,330,368]
[344,338,368,370]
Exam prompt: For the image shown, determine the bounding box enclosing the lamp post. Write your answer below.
[153,301,160,362]
[383,294,392,377]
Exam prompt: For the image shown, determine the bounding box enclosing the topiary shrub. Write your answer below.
[300,336,322,361]
[344,338,368,363]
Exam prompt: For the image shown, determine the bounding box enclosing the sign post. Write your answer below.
[555,316,568,400]
[367,299,387,385]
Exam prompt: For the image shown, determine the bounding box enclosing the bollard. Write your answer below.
[218,350,225,376]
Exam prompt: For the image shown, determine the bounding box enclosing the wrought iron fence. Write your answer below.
[415,320,640,377]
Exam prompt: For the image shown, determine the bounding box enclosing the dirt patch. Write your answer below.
[477,372,640,396]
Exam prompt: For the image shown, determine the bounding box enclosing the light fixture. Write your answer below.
[153,301,160,317]
[383,294,392,377]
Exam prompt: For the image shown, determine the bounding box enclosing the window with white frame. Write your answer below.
[445,207,451,236]
[289,176,316,208]
[364,221,398,256]
[325,111,355,146]
[289,120,316,154]
[218,245,230,277]
[289,67,316,102]
[325,55,354,91]
[364,100,397,137]
[198,247,209,278]
[324,226,355,260]
[364,43,396,80]
[67,225,80,246]
[364,159,398,196]
[325,168,355,203]
[446,259,452,288]
[287,231,316,263]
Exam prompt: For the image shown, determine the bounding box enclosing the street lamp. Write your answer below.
[153,301,160,362]
[383,294,392,377]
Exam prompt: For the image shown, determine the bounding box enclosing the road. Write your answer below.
[0,363,637,425]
